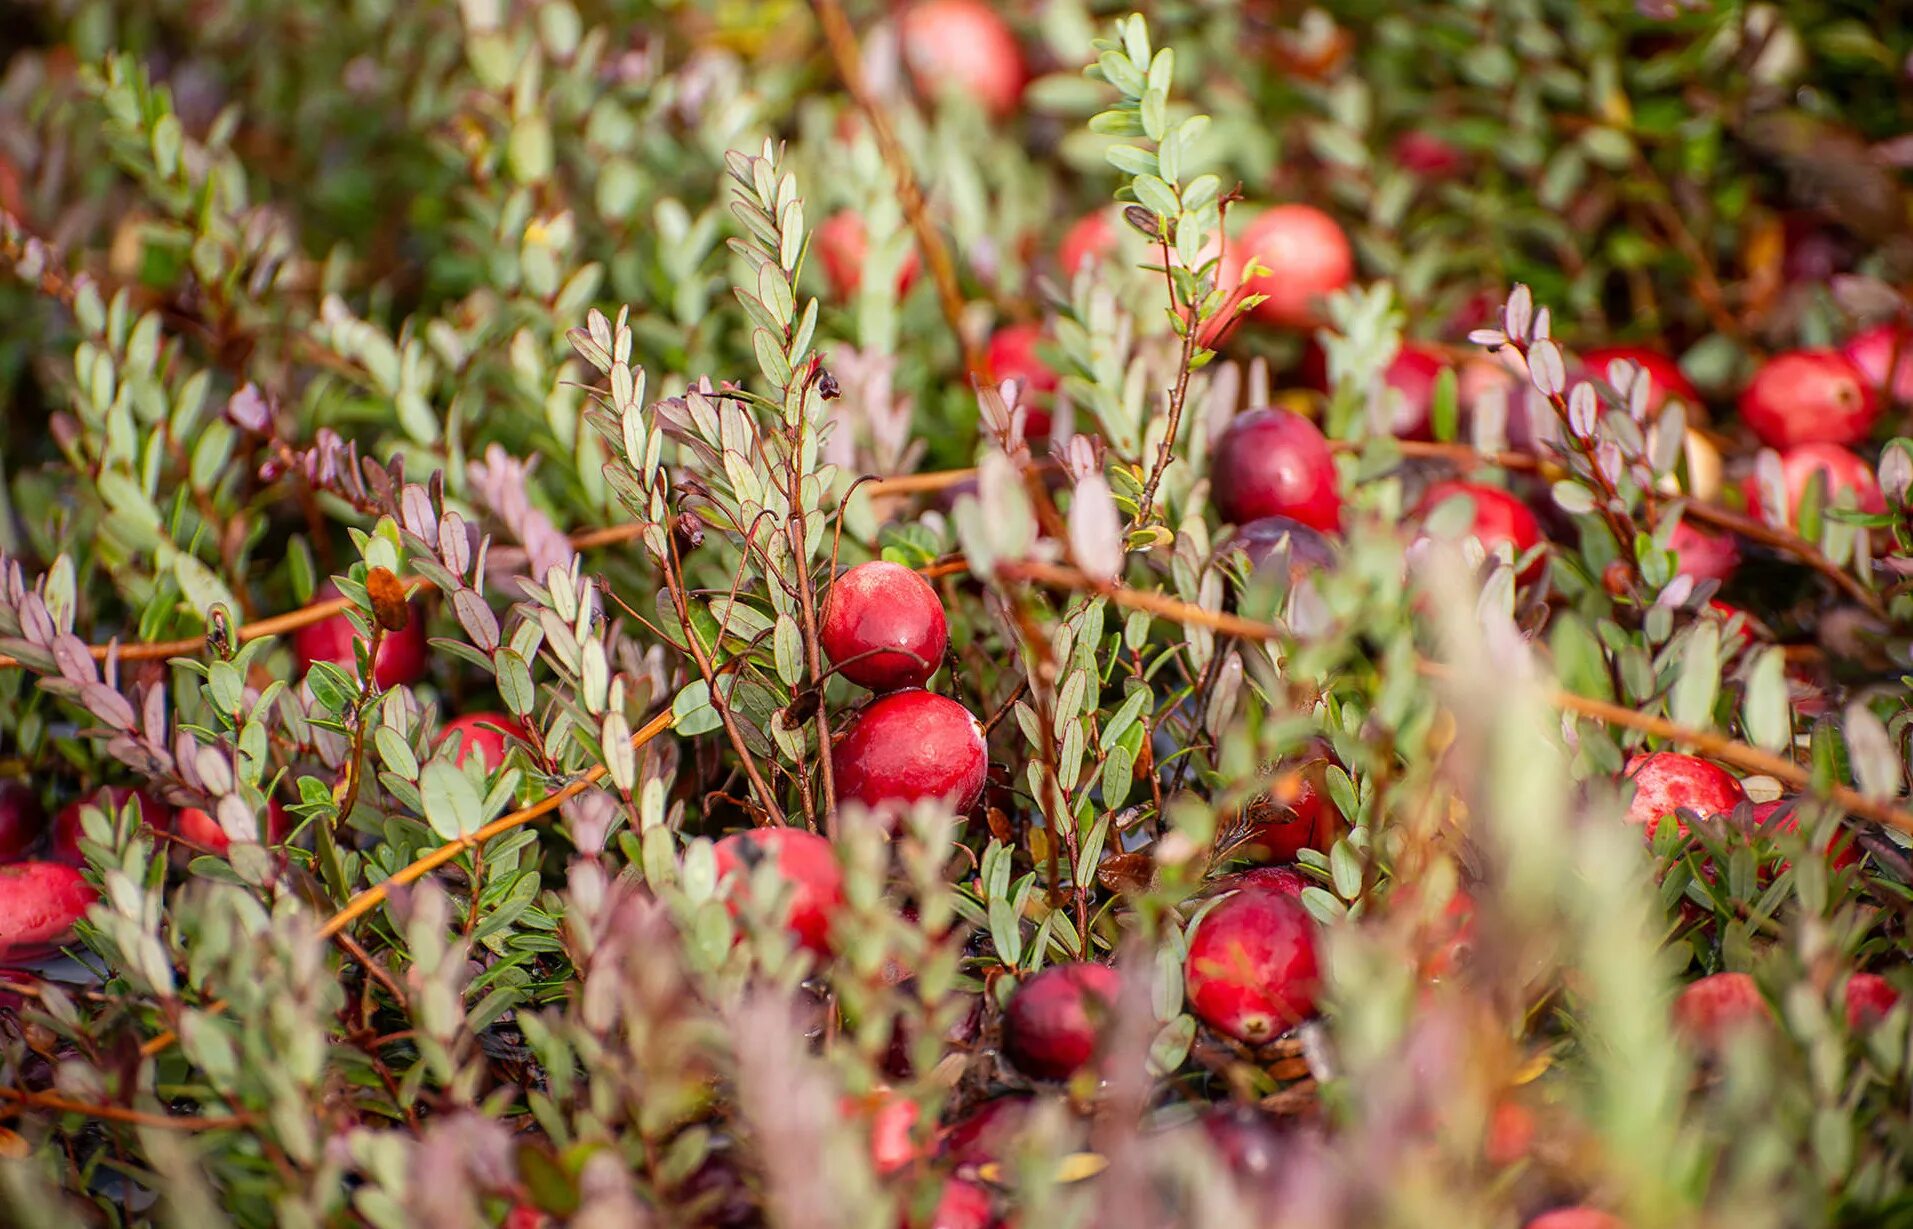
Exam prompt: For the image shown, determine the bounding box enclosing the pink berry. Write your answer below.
[1058,209,1120,277]
[1580,346,1699,416]
[1668,520,1739,586]
[1743,442,1886,527]
[0,782,45,864]
[436,711,529,770]
[1223,205,1355,329]
[0,861,96,958]
[1842,323,1913,404]
[899,0,1026,120]
[1622,752,1746,837]
[1673,971,1770,1048]
[175,798,290,855]
[1526,1209,1628,1229]
[1843,972,1900,1030]
[293,584,428,690]
[1001,962,1122,1081]
[712,828,846,956]
[1417,480,1545,584]
[1211,408,1342,532]
[814,211,920,302]
[54,786,174,864]
[1184,885,1321,1044]
[1739,349,1879,449]
[821,562,950,692]
[832,690,988,818]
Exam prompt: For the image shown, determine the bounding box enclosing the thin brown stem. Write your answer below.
[0,1086,254,1132]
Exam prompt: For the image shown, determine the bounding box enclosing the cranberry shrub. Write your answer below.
[0,2,1910,1228]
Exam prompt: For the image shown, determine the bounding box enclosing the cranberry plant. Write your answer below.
[0,2,1911,1228]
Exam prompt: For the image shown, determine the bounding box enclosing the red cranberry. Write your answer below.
[1237,742,1340,863]
[832,690,988,819]
[1842,324,1913,404]
[1392,130,1466,179]
[1184,885,1320,1043]
[54,787,175,864]
[1526,1210,1627,1229]
[913,1178,995,1229]
[1739,349,1879,449]
[1844,973,1900,1030]
[0,861,96,958]
[1743,442,1886,527]
[938,1096,1032,1168]
[175,798,290,855]
[1417,480,1545,584]
[1485,1099,1536,1166]
[1212,866,1307,897]
[1001,962,1121,1081]
[436,712,529,770]
[899,0,1025,119]
[1622,752,1746,838]
[712,827,846,956]
[844,1088,924,1175]
[1751,797,1856,870]
[1673,971,1770,1048]
[1380,343,1449,440]
[1224,516,1339,588]
[1668,520,1739,586]
[1211,408,1342,531]
[293,583,428,690]
[0,782,45,864]
[1198,1106,1290,1186]
[822,562,950,692]
[815,211,921,302]
[1059,209,1120,277]
[1221,205,1354,329]
[982,322,1058,396]
[1579,346,1699,416]
[502,1204,546,1229]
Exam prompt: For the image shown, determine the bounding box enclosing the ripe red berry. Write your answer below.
[1210,408,1342,532]
[814,211,921,302]
[1379,342,1449,440]
[712,828,846,956]
[1001,961,1122,1081]
[822,562,950,692]
[54,786,174,864]
[1184,885,1321,1044]
[1843,972,1900,1030]
[1237,742,1340,863]
[1673,971,1770,1048]
[1211,866,1308,897]
[843,1088,924,1174]
[1391,130,1466,180]
[899,0,1026,120]
[293,584,428,690]
[981,321,1058,429]
[1743,442,1886,527]
[1751,797,1857,871]
[175,798,290,855]
[1622,752,1746,837]
[937,1096,1032,1168]
[1225,516,1339,586]
[436,712,529,770]
[1526,1209,1627,1229]
[1223,205,1354,329]
[0,861,96,958]
[832,690,988,819]
[914,1178,995,1229]
[1668,520,1740,586]
[1417,480,1546,584]
[0,782,45,864]
[1739,349,1879,449]
[1842,323,1913,404]
[1580,346,1699,416]
[1058,208,1120,277]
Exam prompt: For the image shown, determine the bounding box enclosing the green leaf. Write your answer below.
[1670,623,1720,730]
[421,759,484,840]
[1743,648,1791,752]
[673,681,723,737]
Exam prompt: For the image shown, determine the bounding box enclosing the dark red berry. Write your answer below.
[1236,742,1341,863]
[1224,517,1338,585]
[1392,130,1466,180]
[1211,408,1342,532]
[1417,480,1545,584]
[1184,885,1320,1043]
[712,828,846,956]
[1739,349,1879,449]
[1001,961,1122,1081]
[821,562,950,692]
[0,861,96,958]
[0,782,45,864]
[1844,973,1900,1030]
[436,712,529,770]
[832,690,988,820]
[1673,971,1769,1048]
[1622,752,1746,837]
[1222,205,1354,329]
[938,1096,1032,1168]
[899,0,1025,119]
[293,583,428,690]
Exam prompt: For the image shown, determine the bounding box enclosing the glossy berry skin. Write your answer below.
[815,212,920,302]
[1224,205,1354,328]
[832,690,988,818]
[1211,408,1342,532]
[0,782,45,864]
[1002,962,1121,1081]
[1622,753,1746,837]
[1669,520,1740,586]
[1743,443,1886,527]
[1237,740,1340,863]
[1844,973,1900,1030]
[1184,885,1320,1044]
[712,828,846,956]
[1739,349,1879,448]
[1843,323,1913,403]
[293,587,428,690]
[1058,209,1119,277]
[1526,1210,1627,1229]
[1211,866,1307,898]
[1673,971,1770,1048]
[436,712,528,770]
[1417,480,1545,584]
[175,798,289,855]
[822,562,950,692]
[1751,797,1857,871]
[0,861,96,957]
[899,0,1025,120]
[54,786,174,864]
[1580,346,1699,416]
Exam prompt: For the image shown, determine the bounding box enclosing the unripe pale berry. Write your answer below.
[0,861,96,957]
[1739,349,1879,448]
[1001,962,1121,1081]
[1184,885,1320,1043]
[1622,752,1746,837]
[832,690,988,818]
[1417,480,1546,584]
[899,0,1026,120]
[1211,408,1342,532]
[822,562,950,692]
[712,827,846,956]
[1223,205,1354,329]
[436,712,529,770]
